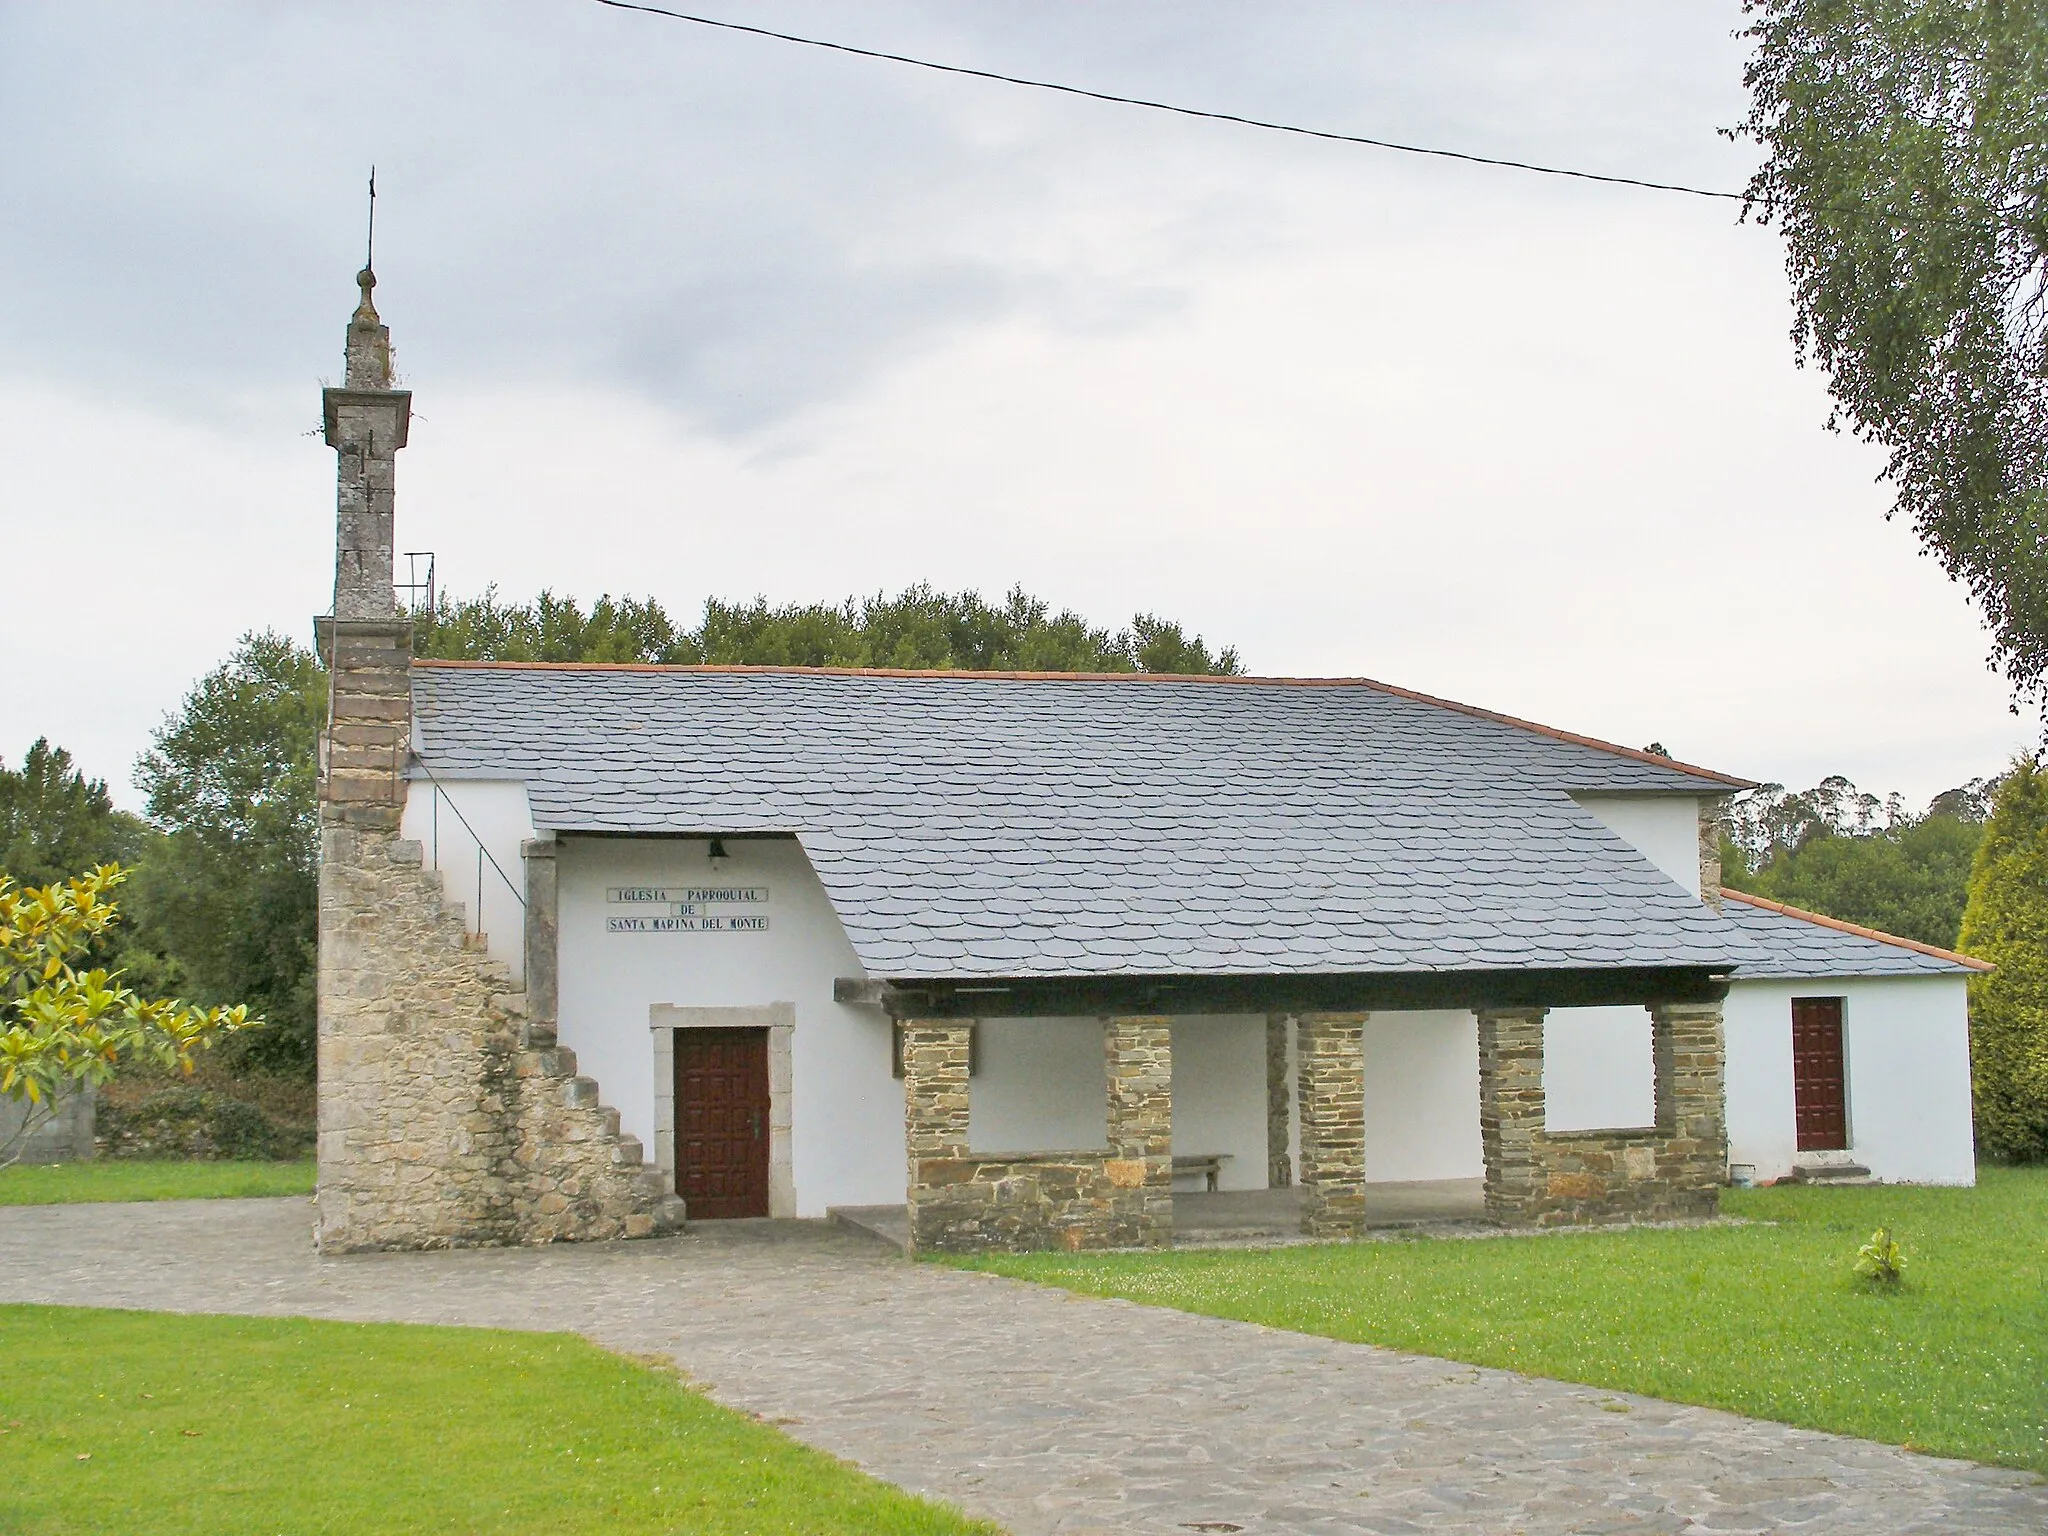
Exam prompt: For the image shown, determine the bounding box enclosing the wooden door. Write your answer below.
[674,1028,770,1219]
[1791,998,1848,1152]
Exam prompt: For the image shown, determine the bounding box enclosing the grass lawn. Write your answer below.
[0,1305,995,1536]
[949,1166,2048,1474]
[0,1159,316,1205]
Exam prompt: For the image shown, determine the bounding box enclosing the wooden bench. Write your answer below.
[1172,1153,1231,1192]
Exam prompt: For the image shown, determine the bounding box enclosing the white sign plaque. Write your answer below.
[605,886,770,934]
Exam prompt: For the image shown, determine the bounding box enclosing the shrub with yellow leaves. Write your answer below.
[0,865,258,1167]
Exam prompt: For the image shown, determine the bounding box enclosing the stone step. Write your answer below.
[530,1046,577,1079]
[612,1134,645,1169]
[633,1171,688,1232]
[1789,1159,1875,1184]
[561,1075,601,1109]
[599,1105,621,1139]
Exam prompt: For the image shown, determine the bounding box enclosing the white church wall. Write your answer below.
[1571,793,1703,896]
[1543,1006,1658,1131]
[1169,1015,1267,1190]
[1725,975,1976,1186]
[399,779,535,986]
[554,835,904,1218]
[968,1018,1107,1154]
[1362,1010,1483,1182]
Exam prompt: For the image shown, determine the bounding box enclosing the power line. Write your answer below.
[591,0,1747,203]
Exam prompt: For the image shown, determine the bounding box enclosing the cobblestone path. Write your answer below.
[3,1198,2041,1535]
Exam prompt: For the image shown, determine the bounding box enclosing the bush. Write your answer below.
[94,1086,312,1162]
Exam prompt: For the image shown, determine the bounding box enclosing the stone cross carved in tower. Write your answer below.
[318,268,416,832]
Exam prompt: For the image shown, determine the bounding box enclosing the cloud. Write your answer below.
[0,1,2027,811]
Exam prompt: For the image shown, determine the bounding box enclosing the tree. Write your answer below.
[0,865,255,1167]
[131,633,326,1075]
[1957,757,2048,1160]
[1735,2,2048,712]
[0,739,150,890]
[418,584,1245,675]
[1721,774,1994,947]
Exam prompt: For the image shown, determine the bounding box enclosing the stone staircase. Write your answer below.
[395,835,686,1242]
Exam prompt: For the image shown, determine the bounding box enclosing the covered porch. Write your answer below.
[872,968,1730,1255]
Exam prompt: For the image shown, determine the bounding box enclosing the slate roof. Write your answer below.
[410,663,1757,983]
[1719,891,1986,979]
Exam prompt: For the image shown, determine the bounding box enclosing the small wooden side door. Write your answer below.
[1791,997,1849,1152]
[674,1027,770,1219]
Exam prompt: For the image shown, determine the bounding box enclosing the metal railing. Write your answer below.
[412,756,526,938]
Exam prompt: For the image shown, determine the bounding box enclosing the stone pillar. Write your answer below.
[1264,1013,1292,1187]
[1698,801,1725,911]
[522,838,560,1047]
[904,1021,975,1254]
[1296,1012,1367,1238]
[1651,999,1728,1218]
[1476,1006,1547,1224]
[1103,1016,1173,1247]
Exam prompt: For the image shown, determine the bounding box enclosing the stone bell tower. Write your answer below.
[317,266,414,827]
[312,261,683,1253]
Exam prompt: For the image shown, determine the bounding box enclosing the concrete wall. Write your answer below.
[1362,1010,1484,1181]
[0,1087,94,1165]
[1169,1016,1267,1190]
[1543,1006,1658,1131]
[969,1017,1109,1154]
[399,779,535,987]
[1572,794,1702,896]
[1724,975,1976,1185]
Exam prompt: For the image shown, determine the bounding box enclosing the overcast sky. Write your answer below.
[2,1,2030,813]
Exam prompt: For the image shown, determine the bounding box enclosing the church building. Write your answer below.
[313,269,1983,1255]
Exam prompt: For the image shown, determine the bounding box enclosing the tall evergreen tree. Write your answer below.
[1957,758,2048,1162]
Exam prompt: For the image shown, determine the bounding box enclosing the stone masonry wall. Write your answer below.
[1478,1003,1726,1227]
[904,1017,1173,1254]
[316,823,683,1252]
[1297,1012,1367,1238]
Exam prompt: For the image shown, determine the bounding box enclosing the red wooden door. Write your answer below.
[674,1028,770,1219]
[1791,998,1848,1152]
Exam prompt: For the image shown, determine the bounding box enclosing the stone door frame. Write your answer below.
[650,1003,796,1218]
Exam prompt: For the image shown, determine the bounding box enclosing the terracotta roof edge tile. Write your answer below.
[1721,888,1993,971]
[411,658,1756,789]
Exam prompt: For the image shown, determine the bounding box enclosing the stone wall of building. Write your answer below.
[316,825,683,1253]
[1478,1002,1725,1226]
[904,1016,1173,1254]
[1297,1011,1367,1237]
